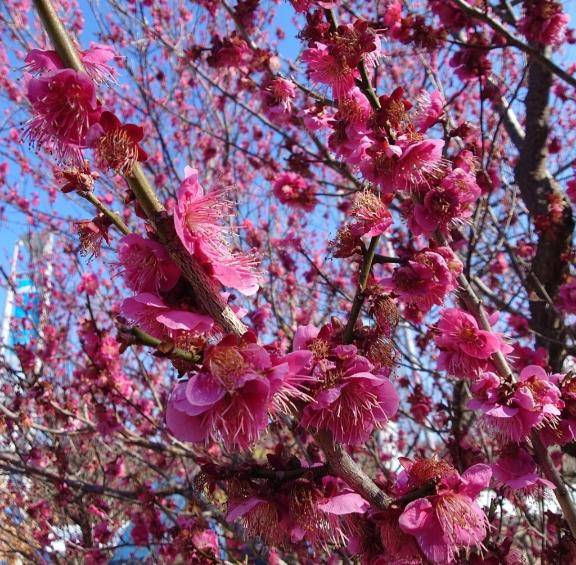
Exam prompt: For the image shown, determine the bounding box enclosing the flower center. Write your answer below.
[97,129,138,175]
[208,347,246,389]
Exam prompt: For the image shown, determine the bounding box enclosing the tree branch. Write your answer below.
[451,0,576,89]
[514,51,574,372]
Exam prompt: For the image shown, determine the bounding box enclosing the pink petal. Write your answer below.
[227,497,265,522]
[166,383,211,442]
[398,497,434,534]
[317,493,369,515]
[461,463,492,497]
[156,309,213,332]
[185,373,226,413]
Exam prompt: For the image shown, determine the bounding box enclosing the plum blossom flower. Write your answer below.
[88,111,147,175]
[468,366,563,442]
[360,139,445,193]
[25,69,101,161]
[329,120,372,166]
[398,459,491,564]
[370,507,424,564]
[262,77,296,124]
[539,374,576,446]
[302,42,359,99]
[336,87,372,125]
[227,471,367,548]
[294,326,399,445]
[414,90,445,133]
[121,292,213,340]
[369,290,400,337]
[349,190,393,237]
[117,234,180,293]
[58,161,99,193]
[369,87,413,138]
[380,247,462,317]
[166,333,311,449]
[25,43,118,84]
[207,34,253,69]
[301,21,380,99]
[409,167,481,235]
[435,308,513,378]
[519,0,569,47]
[492,446,554,496]
[290,0,335,12]
[272,172,317,210]
[449,34,492,81]
[77,272,99,296]
[302,104,332,131]
[74,214,112,258]
[174,166,260,296]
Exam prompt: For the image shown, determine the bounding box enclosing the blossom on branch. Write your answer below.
[166,333,310,449]
[398,459,491,564]
[174,166,260,296]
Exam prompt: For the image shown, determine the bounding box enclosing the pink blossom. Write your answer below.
[207,34,253,69]
[166,334,309,449]
[25,69,101,161]
[410,167,481,235]
[87,111,147,175]
[191,528,219,554]
[121,292,213,339]
[336,87,372,125]
[272,172,317,210]
[329,121,372,166]
[539,375,576,446]
[519,0,569,47]
[301,21,381,97]
[298,339,399,445]
[77,272,99,296]
[435,308,513,378]
[290,0,335,12]
[398,461,491,564]
[449,35,492,81]
[492,447,554,494]
[349,190,393,237]
[360,139,445,193]
[382,0,403,31]
[74,215,112,258]
[414,90,445,133]
[468,366,563,442]
[174,166,260,296]
[380,247,462,316]
[371,507,424,564]
[489,251,509,275]
[25,43,118,84]
[302,42,359,99]
[117,234,180,293]
[227,473,367,548]
[510,344,548,370]
[301,105,332,131]
[262,77,296,124]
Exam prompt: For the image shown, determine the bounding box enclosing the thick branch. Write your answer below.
[514,52,574,372]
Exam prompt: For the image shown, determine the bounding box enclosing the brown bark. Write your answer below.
[514,50,574,372]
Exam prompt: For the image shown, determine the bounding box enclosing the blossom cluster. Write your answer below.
[14,0,576,562]
[24,45,146,172]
